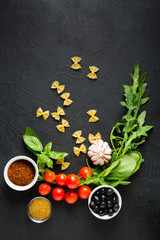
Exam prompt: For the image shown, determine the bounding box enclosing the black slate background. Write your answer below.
[0,0,160,240]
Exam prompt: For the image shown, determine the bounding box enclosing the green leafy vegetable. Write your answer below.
[23,127,68,180]
[80,62,153,187]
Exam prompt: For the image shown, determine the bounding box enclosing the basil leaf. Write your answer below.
[38,154,53,168]
[23,135,43,152]
[44,142,52,153]
[47,151,68,160]
[106,152,137,181]
[24,127,40,139]
[108,180,131,187]
[98,160,120,178]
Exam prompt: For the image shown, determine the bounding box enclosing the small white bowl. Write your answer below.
[88,185,122,220]
[4,156,38,191]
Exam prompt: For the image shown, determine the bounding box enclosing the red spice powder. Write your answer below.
[8,160,35,186]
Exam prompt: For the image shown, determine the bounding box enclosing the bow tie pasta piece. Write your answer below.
[72,130,82,138]
[36,107,50,120]
[51,81,65,94]
[73,147,81,157]
[56,158,70,170]
[72,130,86,144]
[64,99,73,106]
[61,162,70,170]
[73,144,87,157]
[56,119,70,133]
[88,132,101,143]
[87,66,99,79]
[71,56,82,70]
[76,136,86,144]
[89,116,99,122]
[56,125,65,133]
[87,109,99,122]
[51,107,65,121]
[60,93,73,106]
[36,107,43,117]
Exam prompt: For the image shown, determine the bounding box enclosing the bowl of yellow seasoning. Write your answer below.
[27,197,52,223]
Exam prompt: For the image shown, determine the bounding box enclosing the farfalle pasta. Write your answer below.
[51,107,65,121]
[71,56,82,70]
[87,109,99,122]
[88,132,101,143]
[56,158,70,170]
[73,144,86,157]
[72,130,86,144]
[56,119,70,133]
[60,93,73,106]
[87,66,99,79]
[51,81,65,94]
[36,107,50,120]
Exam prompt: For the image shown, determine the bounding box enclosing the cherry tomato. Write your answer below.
[38,183,51,196]
[79,167,92,180]
[66,174,80,189]
[52,187,64,201]
[65,190,78,204]
[78,185,92,199]
[44,171,56,183]
[56,173,67,186]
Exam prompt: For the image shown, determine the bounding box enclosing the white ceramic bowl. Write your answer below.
[88,185,122,220]
[4,156,38,191]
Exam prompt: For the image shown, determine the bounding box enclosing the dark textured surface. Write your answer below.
[0,0,160,239]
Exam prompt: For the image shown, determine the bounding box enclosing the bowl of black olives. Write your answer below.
[88,185,122,220]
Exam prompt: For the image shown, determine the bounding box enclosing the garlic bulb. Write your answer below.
[88,140,112,166]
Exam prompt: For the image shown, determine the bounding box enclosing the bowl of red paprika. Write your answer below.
[4,156,38,191]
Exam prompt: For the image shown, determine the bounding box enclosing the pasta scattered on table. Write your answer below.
[51,81,65,94]
[60,93,73,106]
[71,56,82,70]
[56,119,70,133]
[56,158,70,170]
[88,132,101,143]
[73,144,87,157]
[87,66,99,79]
[51,107,65,121]
[72,130,86,144]
[36,107,50,120]
[87,109,99,122]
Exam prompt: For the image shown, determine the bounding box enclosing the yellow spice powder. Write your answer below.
[29,198,51,219]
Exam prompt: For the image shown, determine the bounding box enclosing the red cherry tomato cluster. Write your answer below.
[38,167,92,204]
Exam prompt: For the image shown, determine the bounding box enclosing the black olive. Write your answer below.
[98,210,105,216]
[90,201,96,210]
[113,203,119,212]
[99,201,106,209]
[106,188,113,196]
[101,194,106,201]
[100,188,106,194]
[95,190,100,196]
[112,195,118,203]
[93,195,100,204]
[106,200,112,208]
[104,208,108,215]
[108,208,114,216]
[94,205,99,213]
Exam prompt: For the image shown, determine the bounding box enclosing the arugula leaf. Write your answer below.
[44,142,52,153]
[47,151,68,159]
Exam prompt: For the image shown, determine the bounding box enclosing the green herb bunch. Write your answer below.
[80,62,153,187]
[23,127,68,180]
